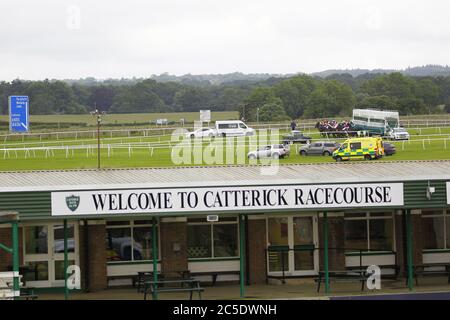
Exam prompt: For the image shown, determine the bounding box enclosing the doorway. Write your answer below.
[23,222,79,287]
[266,214,319,276]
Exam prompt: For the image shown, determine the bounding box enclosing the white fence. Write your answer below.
[1,135,450,160]
[1,118,450,143]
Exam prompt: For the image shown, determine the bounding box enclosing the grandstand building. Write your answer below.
[0,160,449,294]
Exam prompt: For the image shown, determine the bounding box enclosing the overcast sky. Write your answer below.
[1,0,449,81]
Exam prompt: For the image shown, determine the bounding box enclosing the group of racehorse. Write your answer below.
[314,120,358,138]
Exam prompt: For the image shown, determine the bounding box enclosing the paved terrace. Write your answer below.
[37,277,450,300]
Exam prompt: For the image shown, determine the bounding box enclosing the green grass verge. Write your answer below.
[0,131,449,171]
[0,111,238,125]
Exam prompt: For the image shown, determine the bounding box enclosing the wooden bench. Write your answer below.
[347,264,400,279]
[107,275,139,287]
[135,271,190,292]
[143,278,204,300]
[16,287,38,300]
[410,263,450,285]
[189,271,240,286]
[315,270,369,292]
[0,272,38,300]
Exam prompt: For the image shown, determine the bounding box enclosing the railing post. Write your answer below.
[12,220,20,300]
[406,210,414,291]
[239,214,246,298]
[323,212,330,294]
[64,219,69,300]
[152,217,158,300]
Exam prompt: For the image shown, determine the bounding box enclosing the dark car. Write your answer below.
[383,142,396,156]
[299,141,340,156]
[282,130,312,144]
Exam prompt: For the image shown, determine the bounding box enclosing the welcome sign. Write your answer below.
[51,183,404,216]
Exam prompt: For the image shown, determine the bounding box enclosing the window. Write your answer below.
[350,142,361,150]
[370,118,386,124]
[53,225,75,253]
[187,217,238,259]
[25,226,48,254]
[422,210,450,250]
[354,116,369,122]
[218,123,237,129]
[239,123,247,129]
[344,212,394,252]
[312,143,322,148]
[106,220,158,262]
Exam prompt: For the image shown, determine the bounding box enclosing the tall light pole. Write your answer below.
[257,107,260,123]
[90,109,106,169]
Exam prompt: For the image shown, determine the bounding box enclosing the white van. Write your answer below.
[215,120,255,137]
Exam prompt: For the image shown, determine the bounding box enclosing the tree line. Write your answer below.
[1,73,450,121]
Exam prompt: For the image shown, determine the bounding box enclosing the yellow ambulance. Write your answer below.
[332,137,384,162]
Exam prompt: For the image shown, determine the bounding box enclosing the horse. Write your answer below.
[315,120,357,138]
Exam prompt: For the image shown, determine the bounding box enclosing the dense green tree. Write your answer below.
[325,73,356,90]
[273,75,316,119]
[110,83,167,113]
[258,102,289,122]
[239,87,281,121]
[445,99,450,113]
[397,97,427,115]
[360,73,416,99]
[1,72,450,117]
[71,84,91,107]
[356,95,397,110]
[173,87,210,112]
[414,78,440,106]
[214,87,248,111]
[87,85,117,111]
[303,80,355,118]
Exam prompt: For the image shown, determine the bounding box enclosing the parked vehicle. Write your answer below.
[299,141,340,156]
[387,127,410,140]
[332,137,384,162]
[383,142,396,156]
[282,130,312,144]
[108,236,144,261]
[215,120,255,137]
[352,109,400,136]
[185,127,216,139]
[247,144,290,159]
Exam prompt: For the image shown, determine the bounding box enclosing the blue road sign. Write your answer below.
[9,96,29,133]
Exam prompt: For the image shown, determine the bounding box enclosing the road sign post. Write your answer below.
[9,96,30,133]
[200,110,211,123]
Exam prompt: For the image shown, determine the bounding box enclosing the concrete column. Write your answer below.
[247,218,267,284]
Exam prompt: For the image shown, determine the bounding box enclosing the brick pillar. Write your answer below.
[79,222,107,292]
[0,227,24,271]
[160,219,188,276]
[395,211,423,276]
[0,227,12,271]
[247,219,267,284]
[318,214,346,271]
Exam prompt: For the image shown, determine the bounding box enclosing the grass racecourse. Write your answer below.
[0,122,449,171]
